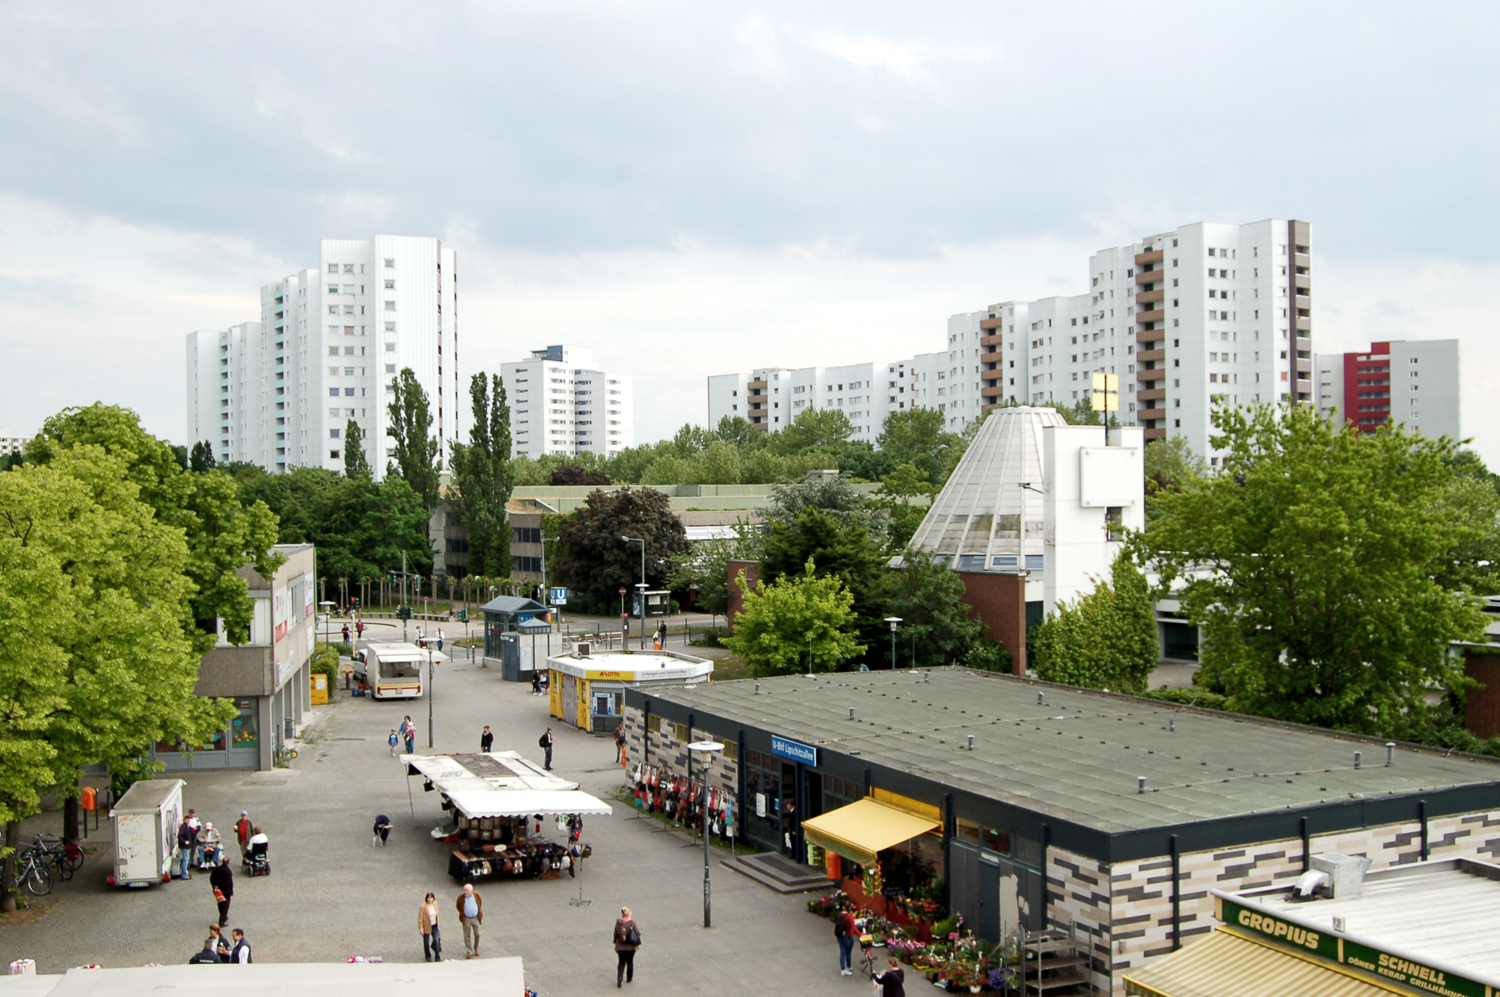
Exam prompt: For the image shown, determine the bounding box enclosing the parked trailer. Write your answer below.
[108,779,184,888]
[353,641,445,700]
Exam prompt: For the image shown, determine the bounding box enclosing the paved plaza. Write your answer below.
[0,655,860,995]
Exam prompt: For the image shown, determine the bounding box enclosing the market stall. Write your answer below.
[401,751,612,884]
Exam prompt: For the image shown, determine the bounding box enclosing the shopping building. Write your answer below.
[501,344,633,459]
[151,544,317,771]
[1125,856,1500,997]
[185,234,459,477]
[624,668,1500,997]
[1316,339,1460,440]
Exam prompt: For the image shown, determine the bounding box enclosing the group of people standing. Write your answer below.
[389,716,417,756]
[181,809,264,966]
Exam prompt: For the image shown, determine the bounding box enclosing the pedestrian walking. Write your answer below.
[188,938,221,965]
[402,716,416,754]
[234,811,251,859]
[388,729,400,756]
[342,622,351,643]
[480,725,494,752]
[229,928,252,964]
[834,906,857,975]
[540,727,555,771]
[874,957,906,997]
[613,906,640,987]
[614,722,627,765]
[176,813,197,880]
[356,618,365,639]
[455,884,483,958]
[209,854,234,926]
[655,621,667,650]
[418,891,443,962]
[436,628,445,652]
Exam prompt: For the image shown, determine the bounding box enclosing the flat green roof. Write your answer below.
[645,668,1500,834]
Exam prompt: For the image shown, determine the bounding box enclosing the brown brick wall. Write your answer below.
[955,571,1026,675]
[1465,652,1500,738]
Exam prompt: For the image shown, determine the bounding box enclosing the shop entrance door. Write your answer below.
[781,762,798,859]
[977,852,1001,942]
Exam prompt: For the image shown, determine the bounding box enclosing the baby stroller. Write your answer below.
[242,839,270,876]
[372,815,392,847]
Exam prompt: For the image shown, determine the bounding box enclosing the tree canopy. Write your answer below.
[725,559,865,676]
[1032,550,1158,694]
[450,373,514,577]
[387,367,440,509]
[1139,403,1492,733]
[555,487,689,603]
[28,404,282,652]
[343,418,371,479]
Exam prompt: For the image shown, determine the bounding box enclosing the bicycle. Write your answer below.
[30,833,83,881]
[16,849,53,896]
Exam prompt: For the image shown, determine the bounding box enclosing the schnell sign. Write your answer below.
[771,735,817,767]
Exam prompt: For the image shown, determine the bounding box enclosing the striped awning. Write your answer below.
[1123,928,1405,997]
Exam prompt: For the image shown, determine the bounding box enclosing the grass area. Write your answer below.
[711,654,753,681]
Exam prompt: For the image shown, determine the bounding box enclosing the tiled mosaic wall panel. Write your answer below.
[622,706,740,807]
[1047,845,1113,994]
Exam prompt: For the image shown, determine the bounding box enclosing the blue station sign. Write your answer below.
[770,735,818,767]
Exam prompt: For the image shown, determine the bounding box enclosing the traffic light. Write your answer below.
[397,605,413,621]
[389,570,399,586]
[457,609,468,623]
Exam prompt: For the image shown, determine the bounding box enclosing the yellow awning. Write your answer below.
[1124,928,1407,997]
[801,798,940,867]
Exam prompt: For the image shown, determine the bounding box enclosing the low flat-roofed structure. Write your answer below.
[548,649,712,734]
[1125,857,1500,996]
[624,667,1500,997]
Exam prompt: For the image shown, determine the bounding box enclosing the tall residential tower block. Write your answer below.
[186,235,459,477]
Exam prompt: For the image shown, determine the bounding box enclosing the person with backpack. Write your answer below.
[613,906,640,987]
[834,905,857,975]
[540,727,555,770]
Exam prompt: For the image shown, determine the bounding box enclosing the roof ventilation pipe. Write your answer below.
[1137,776,1146,794]
[1386,742,1395,767]
[967,735,975,751]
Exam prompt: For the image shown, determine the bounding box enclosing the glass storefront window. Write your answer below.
[189,730,227,752]
[983,827,1011,856]
[231,700,259,751]
[154,739,181,754]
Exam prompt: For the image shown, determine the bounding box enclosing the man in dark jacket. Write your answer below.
[541,727,555,770]
[209,854,234,926]
[230,928,252,964]
[188,938,221,964]
[176,815,198,880]
[480,725,494,752]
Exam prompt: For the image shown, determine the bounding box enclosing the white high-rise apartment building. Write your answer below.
[980,219,1312,463]
[186,235,458,477]
[705,317,986,442]
[502,345,634,459]
[1316,339,1460,441]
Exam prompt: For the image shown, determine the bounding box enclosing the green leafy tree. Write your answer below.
[450,373,514,577]
[1141,403,1489,733]
[555,487,689,602]
[1143,435,1208,524]
[872,553,985,669]
[387,367,440,510]
[550,463,611,486]
[714,415,759,449]
[835,439,895,482]
[28,404,283,652]
[189,441,216,472]
[240,467,432,582]
[1032,550,1158,693]
[0,448,236,909]
[343,418,371,479]
[778,407,854,455]
[878,408,966,486]
[726,559,866,675]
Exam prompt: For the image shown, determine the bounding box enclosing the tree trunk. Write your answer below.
[1,820,18,913]
[63,789,80,843]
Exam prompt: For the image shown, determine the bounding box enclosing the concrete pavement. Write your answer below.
[0,657,859,996]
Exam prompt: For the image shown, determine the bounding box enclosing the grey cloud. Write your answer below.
[1,1,1498,267]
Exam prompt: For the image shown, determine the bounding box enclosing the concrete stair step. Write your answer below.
[721,852,834,894]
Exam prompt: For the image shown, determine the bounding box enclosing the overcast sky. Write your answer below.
[2,2,1498,462]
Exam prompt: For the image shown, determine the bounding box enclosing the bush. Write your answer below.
[310,641,340,680]
[959,639,1012,673]
[1142,686,1230,711]
[691,627,727,648]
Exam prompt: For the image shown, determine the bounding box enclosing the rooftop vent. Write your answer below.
[576,642,590,658]
[1293,853,1372,902]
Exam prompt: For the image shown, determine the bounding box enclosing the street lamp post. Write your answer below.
[541,536,559,632]
[687,740,724,928]
[622,536,646,647]
[426,642,435,749]
[885,617,902,670]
